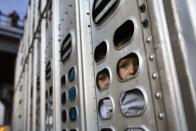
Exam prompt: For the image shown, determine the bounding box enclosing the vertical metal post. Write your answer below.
[23,64,28,131]
[147,0,188,130]
[32,40,38,131]
[40,0,47,130]
[52,0,61,130]
[27,53,32,131]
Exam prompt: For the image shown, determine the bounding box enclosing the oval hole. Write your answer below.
[61,75,66,86]
[120,88,145,117]
[49,86,53,96]
[96,69,110,90]
[125,128,145,131]
[98,97,113,120]
[68,86,77,102]
[62,110,67,122]
[68,67,76,82]
[92,0,119,25]
[94,41,107,63]
[114,20,134,48]
[117,53,139,81]
[61,92,66,104]
[69,107,77,121]
[70,129,77,131]
[101,128,112,131]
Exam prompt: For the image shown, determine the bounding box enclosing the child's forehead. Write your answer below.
[98,72,109,77]
[119,57,135,63]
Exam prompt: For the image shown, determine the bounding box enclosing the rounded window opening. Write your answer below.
[70,129,77,131]
[69,107,77,121]
[61,92,66,104]
[101,128,112,131]
[61,75,66,86]
[96,69,110,91]
[120,88,145,117]
[125,128,145,131]
[49,86,53,96]
[98,97,113,120]
[114,20,134,48]
[68,67,76,82]
[94,41,107,63]
[117,53,139,81]
[92,0,119,25]
[62,110,67,122]
[68,86,77,102]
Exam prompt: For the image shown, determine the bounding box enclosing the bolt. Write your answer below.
[142,18,149,28]
[149,54,154,61]
[152,73,158,79]
[139,3,146,12]
[158,112,165,120]
[155,92,161,99]
[146,36,152,43]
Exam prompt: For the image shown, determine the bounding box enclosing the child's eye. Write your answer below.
[98,75,106,80]
[120,63,128,69]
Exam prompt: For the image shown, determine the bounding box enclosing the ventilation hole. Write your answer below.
[120,88,145,117]
[68,86,77,102]
[125,128,145,131]
[69,107,77,121]
[62,110,67,122]
[46,91,48,99]
[117,53,139,81]
[61,33,72,63]
[49,86,53,96]
[61,92,66,104]
[68,67,76,82]
[61,75,66,85]
[37,77,40,87]
[98,97,113,120]
[101,128,112,131]
[94,41,107,63]
[96,69,110,90]
[113,20,134,48]
[46,103,48,112]
[92,0,119,25]
[46,61,51,80]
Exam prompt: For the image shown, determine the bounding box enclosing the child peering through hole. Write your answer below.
[96,69,110,90]
[117,53,139,81]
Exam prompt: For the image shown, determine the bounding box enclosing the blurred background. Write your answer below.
[0,0,28,127]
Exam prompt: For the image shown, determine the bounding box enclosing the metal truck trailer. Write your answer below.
[12,0,196,131]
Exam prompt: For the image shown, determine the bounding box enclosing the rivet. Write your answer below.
[142,18,149,28]
[149,54,154,61]
[155,92,161,99]
[152,73,158,79]
[146,36,152,43]
[139,3,146,12]
[158,112,165,120]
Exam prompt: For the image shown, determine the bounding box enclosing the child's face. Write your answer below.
[97,72,110,90]
[118,57,138,81]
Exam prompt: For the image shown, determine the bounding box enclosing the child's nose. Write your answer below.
[129,69,135,75]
